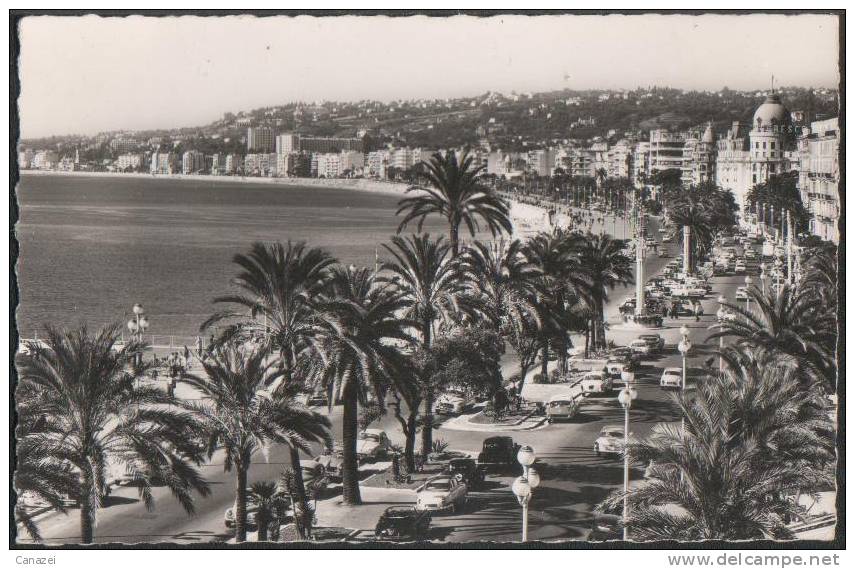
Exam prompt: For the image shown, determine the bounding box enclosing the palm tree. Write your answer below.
[570,232,634,352]
[15,325,211,544]
[304,265,416,505]
[709,284,836,391]
[381,234,471,458]
[396,150,513,257]
[202,240,337,505]
[182,344,331,542]
[249,481,286,542]
[601,356,833,540]
[525,229,588,377]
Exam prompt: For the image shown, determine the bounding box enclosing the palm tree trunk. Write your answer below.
[288,446,308,536]
[540,337,549,378]
[450,223,460,258]
[235,464,248,543]
[257,513,269,542]
[79,472,96,544]
[585,323,590,358]
[341,381,362,505]
[421,394,434,460]
[405,411,418,472]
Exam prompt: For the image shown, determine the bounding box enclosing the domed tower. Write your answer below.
[748,93,791,186]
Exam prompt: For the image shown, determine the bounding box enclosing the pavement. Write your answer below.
[18,217,837,544]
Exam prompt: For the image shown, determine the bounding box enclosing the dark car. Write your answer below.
[443,458,486,490]
[477,436,520,471]
[587,512,624,542]
[374,506,431,540]
[608,346,640,370]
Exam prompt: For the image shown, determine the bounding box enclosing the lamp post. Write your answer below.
[512,445,539,542]
[716,296,727,372]
[759,262,767,295]
[744,275,753,313]
[127,303,149,366]
[618,385,638,541]
[678,325,692,436]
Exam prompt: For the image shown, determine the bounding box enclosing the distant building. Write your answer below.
[299,136,364,154]
[244,153,277,176]
[247,127,275,152]
[116,153,144,171]
[32,150,59,170]
[366,150,390,178]
[182,150,206,174]
[631,142,650,186]
[716,93,799,215]
[18,149,34,169]
[798,117,839,243]
[648,129,686,177]
[527,148,555,177]
[110,138,139,153]
[275,133,301,154]
[150,151,178,175]
[681,124,717,187]
[315,153,342,178]
[607,139,634,179]
[210,153,226,175]
[224,153,242,175]
[276,152,301,177]
[57,157,76,172]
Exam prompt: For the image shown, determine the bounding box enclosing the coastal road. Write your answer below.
[21,218,753,544]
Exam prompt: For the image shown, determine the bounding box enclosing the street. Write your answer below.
[21,220,751,544]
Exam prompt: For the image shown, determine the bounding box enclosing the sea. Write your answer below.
[14,174,450,339]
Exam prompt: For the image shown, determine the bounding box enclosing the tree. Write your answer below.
[304,265,415,505]
[746,172,810,234]
[249,481,287,542]
[708,284,836,392]
[183,344,331,542]
[667,183,738,271]
[15,325,211,544]
[396,150,513,257]
[202,240,337,506]
[600,355,833,540]
[570,232,634,352]
[380,234,471,458]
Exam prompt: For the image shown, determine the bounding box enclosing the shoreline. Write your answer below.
[18,169,564,239]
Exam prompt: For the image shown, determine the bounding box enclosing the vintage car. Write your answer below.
[605,358,632,379]
[638,334,665,354]
[594,425,628,457]
[629,339,652,356]
[546,394,581,423]
[660,367,683,389]
[314,447,344,481]
[608,346,640,370]
[433,388,472,415]
[735,287,749,301]
[356,429,392,463]
[374,506,431,540]
[443,458,486,490]
[580,371,613,395]
[477,436,520,470]
[415,475,468,513]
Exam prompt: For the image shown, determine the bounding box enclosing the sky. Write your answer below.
[17,13,840,138]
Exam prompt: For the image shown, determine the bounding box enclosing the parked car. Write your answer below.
[594,425,628,457]
[415,475,468,513]
[629,339,651,356]
[588,512,624,541]
[546,394,581,423]
[356,429,392,462]
[580,371,614,394]
[608,346,640,370]
[315,447,344,481]
[307,393,329,407]
[735,287,749,301]
[433,387,472,415]
[735,261,747,273]
[605,358,632,379]
[638,334,665,354]
[375,506,431,540]
[477,436,520,471]
[443,458,486,490]
[660,367,683,389]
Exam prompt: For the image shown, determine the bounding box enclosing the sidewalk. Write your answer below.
[314,485,417,532]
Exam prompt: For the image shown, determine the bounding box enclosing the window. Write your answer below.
[763,142,767,149]
[770,141,776,150]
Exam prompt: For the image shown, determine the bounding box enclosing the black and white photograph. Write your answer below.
[7,8,844,554]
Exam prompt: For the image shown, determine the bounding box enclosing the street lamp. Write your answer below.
[677,325,691,391]
[512,445,539,542]
[716,296,727,372]
[127,303,150,365]
[618,386,638,541]
[744,275,753,313]
[759,262,767,295]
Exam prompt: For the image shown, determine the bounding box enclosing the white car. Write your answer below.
[433,388,471,415]
[580,371,613,394]
[356,429,391,462]
[546,395,580,423]
[415,475,468,513]
[734,261,747,273]
[660,367,683,389]
[594,426,628,457]
[629,339,651,356]
[735,287,748,301]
